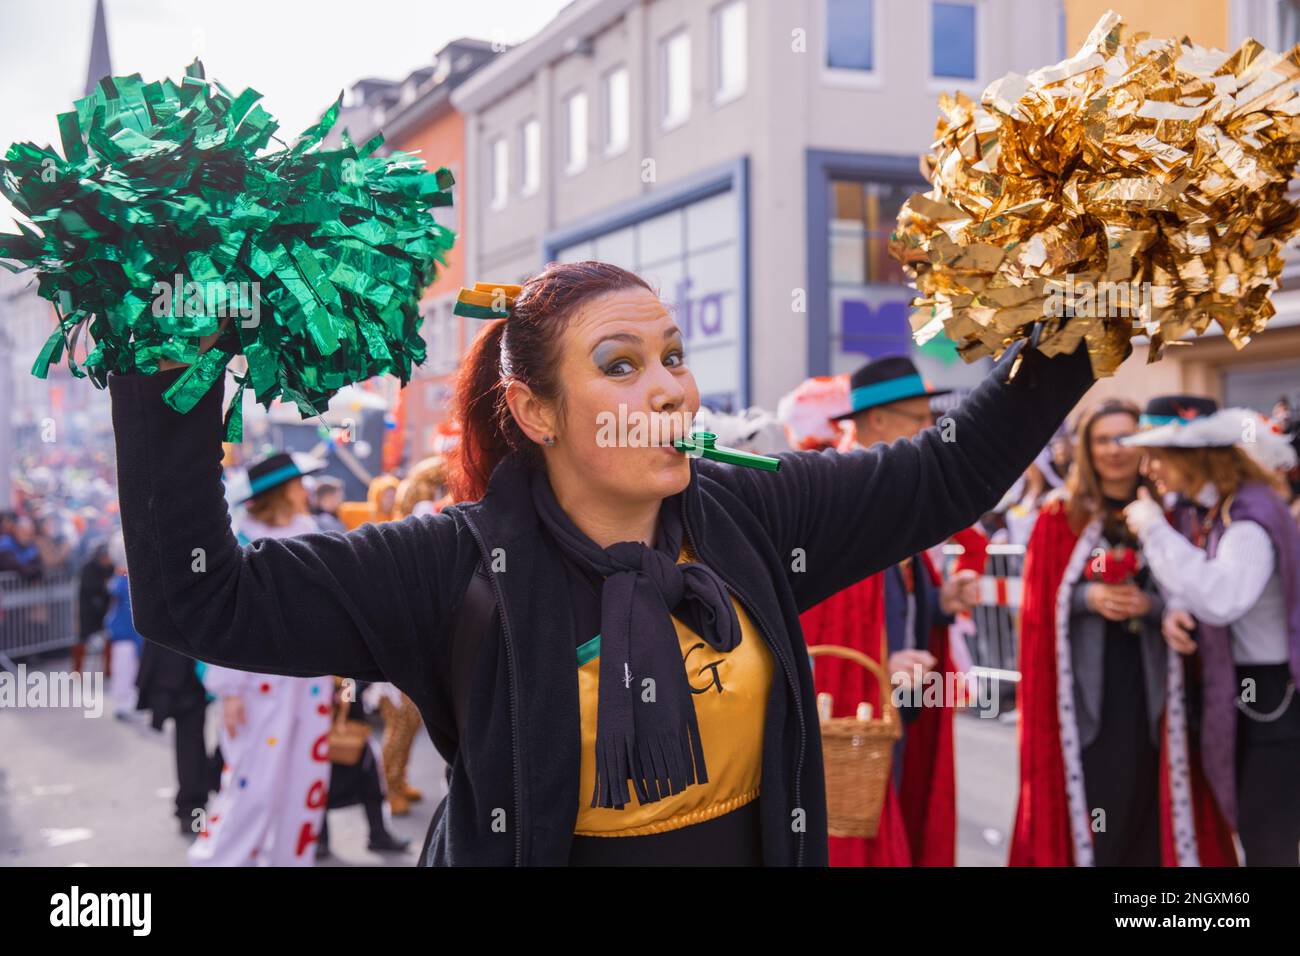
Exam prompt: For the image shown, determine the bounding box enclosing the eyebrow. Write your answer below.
[589,326,684,351]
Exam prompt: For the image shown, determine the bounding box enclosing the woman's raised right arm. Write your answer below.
[109,367,477,689]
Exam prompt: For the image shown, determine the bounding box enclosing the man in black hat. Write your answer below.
[803,354,980,866]
[834,355,952,446]
[833,356,981,687]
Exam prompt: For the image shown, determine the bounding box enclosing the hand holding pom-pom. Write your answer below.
[891,11,1300,378]
[0,60,456,441]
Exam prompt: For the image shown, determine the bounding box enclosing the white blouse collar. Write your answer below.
[1194,482,1220,509]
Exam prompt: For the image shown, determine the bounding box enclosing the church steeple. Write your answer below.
[84,0,112,97]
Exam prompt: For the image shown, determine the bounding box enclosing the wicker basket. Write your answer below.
[328,713,370,766]
[327,680,370,766]
[808,644,901,839]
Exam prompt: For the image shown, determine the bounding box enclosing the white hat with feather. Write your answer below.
[1120,407,1298,471]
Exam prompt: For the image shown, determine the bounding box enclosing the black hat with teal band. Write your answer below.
[238,451,326,504]
[831,355,951,421]
[1138,394,1219,429]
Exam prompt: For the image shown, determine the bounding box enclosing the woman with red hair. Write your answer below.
[108,260,1098,865]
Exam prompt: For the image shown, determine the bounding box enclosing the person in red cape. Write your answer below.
[801,573,911,865]
[797,356,979,867]
[1010,399,1236,866]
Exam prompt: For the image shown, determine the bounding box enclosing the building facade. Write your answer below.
[341,39,499,465]
[450,0,1066,413]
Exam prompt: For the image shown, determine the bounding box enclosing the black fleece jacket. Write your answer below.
[108,339,1095,866]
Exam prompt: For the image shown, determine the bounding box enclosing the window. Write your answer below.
[932,2,976,80]
[829,177,917,363]
[829,178,912,287]
[565,91,588,174]
[826,0,874,71]
[520,118,540,196]
[661,29,691,129]
[489,136,508,209]
[604,67,629,155]
[713,1,747,104]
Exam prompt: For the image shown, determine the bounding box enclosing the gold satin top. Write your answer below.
[574,541,774,837]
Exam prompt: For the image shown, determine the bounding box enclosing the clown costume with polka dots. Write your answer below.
[188,456,334,866]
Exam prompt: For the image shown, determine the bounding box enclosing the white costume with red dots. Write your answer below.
[188,513,333,867]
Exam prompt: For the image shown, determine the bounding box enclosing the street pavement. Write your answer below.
[2,655,1019,866]
[955,710,1020,866]
[0,654,446,867]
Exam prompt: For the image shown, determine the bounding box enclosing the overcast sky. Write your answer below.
[0,0,574,230]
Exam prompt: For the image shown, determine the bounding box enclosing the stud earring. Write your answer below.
[541,435,556,446]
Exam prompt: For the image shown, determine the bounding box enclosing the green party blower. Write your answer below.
[672,431,782,472]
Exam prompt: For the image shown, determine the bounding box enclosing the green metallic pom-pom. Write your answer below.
[0,60,456,442]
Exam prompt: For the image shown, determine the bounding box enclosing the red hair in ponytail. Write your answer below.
[446,260,653,502]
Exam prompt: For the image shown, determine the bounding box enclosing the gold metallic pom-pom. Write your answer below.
[890,10,1300,376]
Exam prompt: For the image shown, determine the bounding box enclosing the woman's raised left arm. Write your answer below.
[718,339,1096,611]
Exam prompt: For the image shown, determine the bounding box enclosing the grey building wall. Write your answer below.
[453,0,1062,409]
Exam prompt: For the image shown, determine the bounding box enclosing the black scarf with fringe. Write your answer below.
[529,468,742,809]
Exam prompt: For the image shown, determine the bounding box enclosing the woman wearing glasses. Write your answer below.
[1012,398,1236,867]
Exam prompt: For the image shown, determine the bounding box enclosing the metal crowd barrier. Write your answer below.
[942,543,1025,716]
[0,570,78,671]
